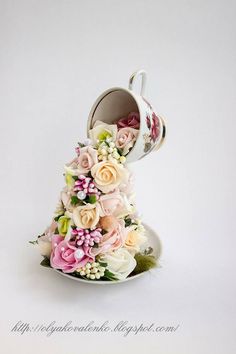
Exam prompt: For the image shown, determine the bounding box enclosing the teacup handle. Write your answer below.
[129,70,147,96]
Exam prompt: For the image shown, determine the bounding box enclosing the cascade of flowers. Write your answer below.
[30,112,157,281]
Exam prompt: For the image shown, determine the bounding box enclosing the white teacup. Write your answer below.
[87,70,166,163]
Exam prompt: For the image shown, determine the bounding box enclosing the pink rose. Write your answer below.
[93,219,126,255]
[116,127,139,155]
[77,146,98,174]
[99,190,124,216]
[50,235,94,273]
[117,112,140,129]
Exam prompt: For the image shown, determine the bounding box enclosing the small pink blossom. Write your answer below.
[117,112,140,129]
[50,235,94,273]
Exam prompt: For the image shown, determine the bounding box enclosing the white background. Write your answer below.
[1,0,236,353]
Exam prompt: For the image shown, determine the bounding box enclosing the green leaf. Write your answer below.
[124,217,138,228]
[29,240,38,245]
[54,213,64,222]
[71,195,80,205]
[130,253,157,276]
[87,195,97,204]
[98,261,108,267]
[117,148,123,155]
[103,269,117,281]
[72,175,79,181]
[78,142,85,148]
[124,217,132,227]
[40,257,51,268]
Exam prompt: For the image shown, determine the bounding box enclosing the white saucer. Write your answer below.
[53,223,162,285]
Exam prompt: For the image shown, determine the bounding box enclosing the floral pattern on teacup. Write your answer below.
[142,97,160,153]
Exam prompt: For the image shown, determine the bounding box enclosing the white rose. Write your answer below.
[100,248,137,280]
[89,121,117,144]
[38,235,52,258]
[124,225,147,255]
[38,221,57,258]
[91,161,129,193]
[73,203,100,229]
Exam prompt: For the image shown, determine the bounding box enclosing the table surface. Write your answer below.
[1,1,236,353]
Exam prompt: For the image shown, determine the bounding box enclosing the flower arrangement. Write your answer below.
[30,112,157,281]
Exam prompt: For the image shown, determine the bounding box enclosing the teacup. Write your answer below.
[87,70,166,163]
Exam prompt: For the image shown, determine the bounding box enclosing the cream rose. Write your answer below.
[89,121,117,144]
[99,248,137,280]
[73,203,100,229]
[91,161,128,193]
[38,221,57,258]
[124,225,147,255]
[38,235,52,258]
[116,127,138,155]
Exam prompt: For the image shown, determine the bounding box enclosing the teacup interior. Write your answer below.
[89,89,139,127]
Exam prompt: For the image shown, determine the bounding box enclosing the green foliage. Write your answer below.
[124,217,138,228]
[71,195,80,205]
[124,217,132,227]
[29,240,38,245]
[54,214,64,222]
[102,269,117,281]
[98,261,108,268]
[131,253,157,276]
[86,195,97,204]
[78,142,85,148]
[72,175,79,181]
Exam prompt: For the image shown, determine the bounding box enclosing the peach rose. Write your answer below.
[116,127,138,155]
[99,215,119,231]
[124,225,147,255]
[91,161,128,193]
[93,219,126,254]
[73,203,100,230]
